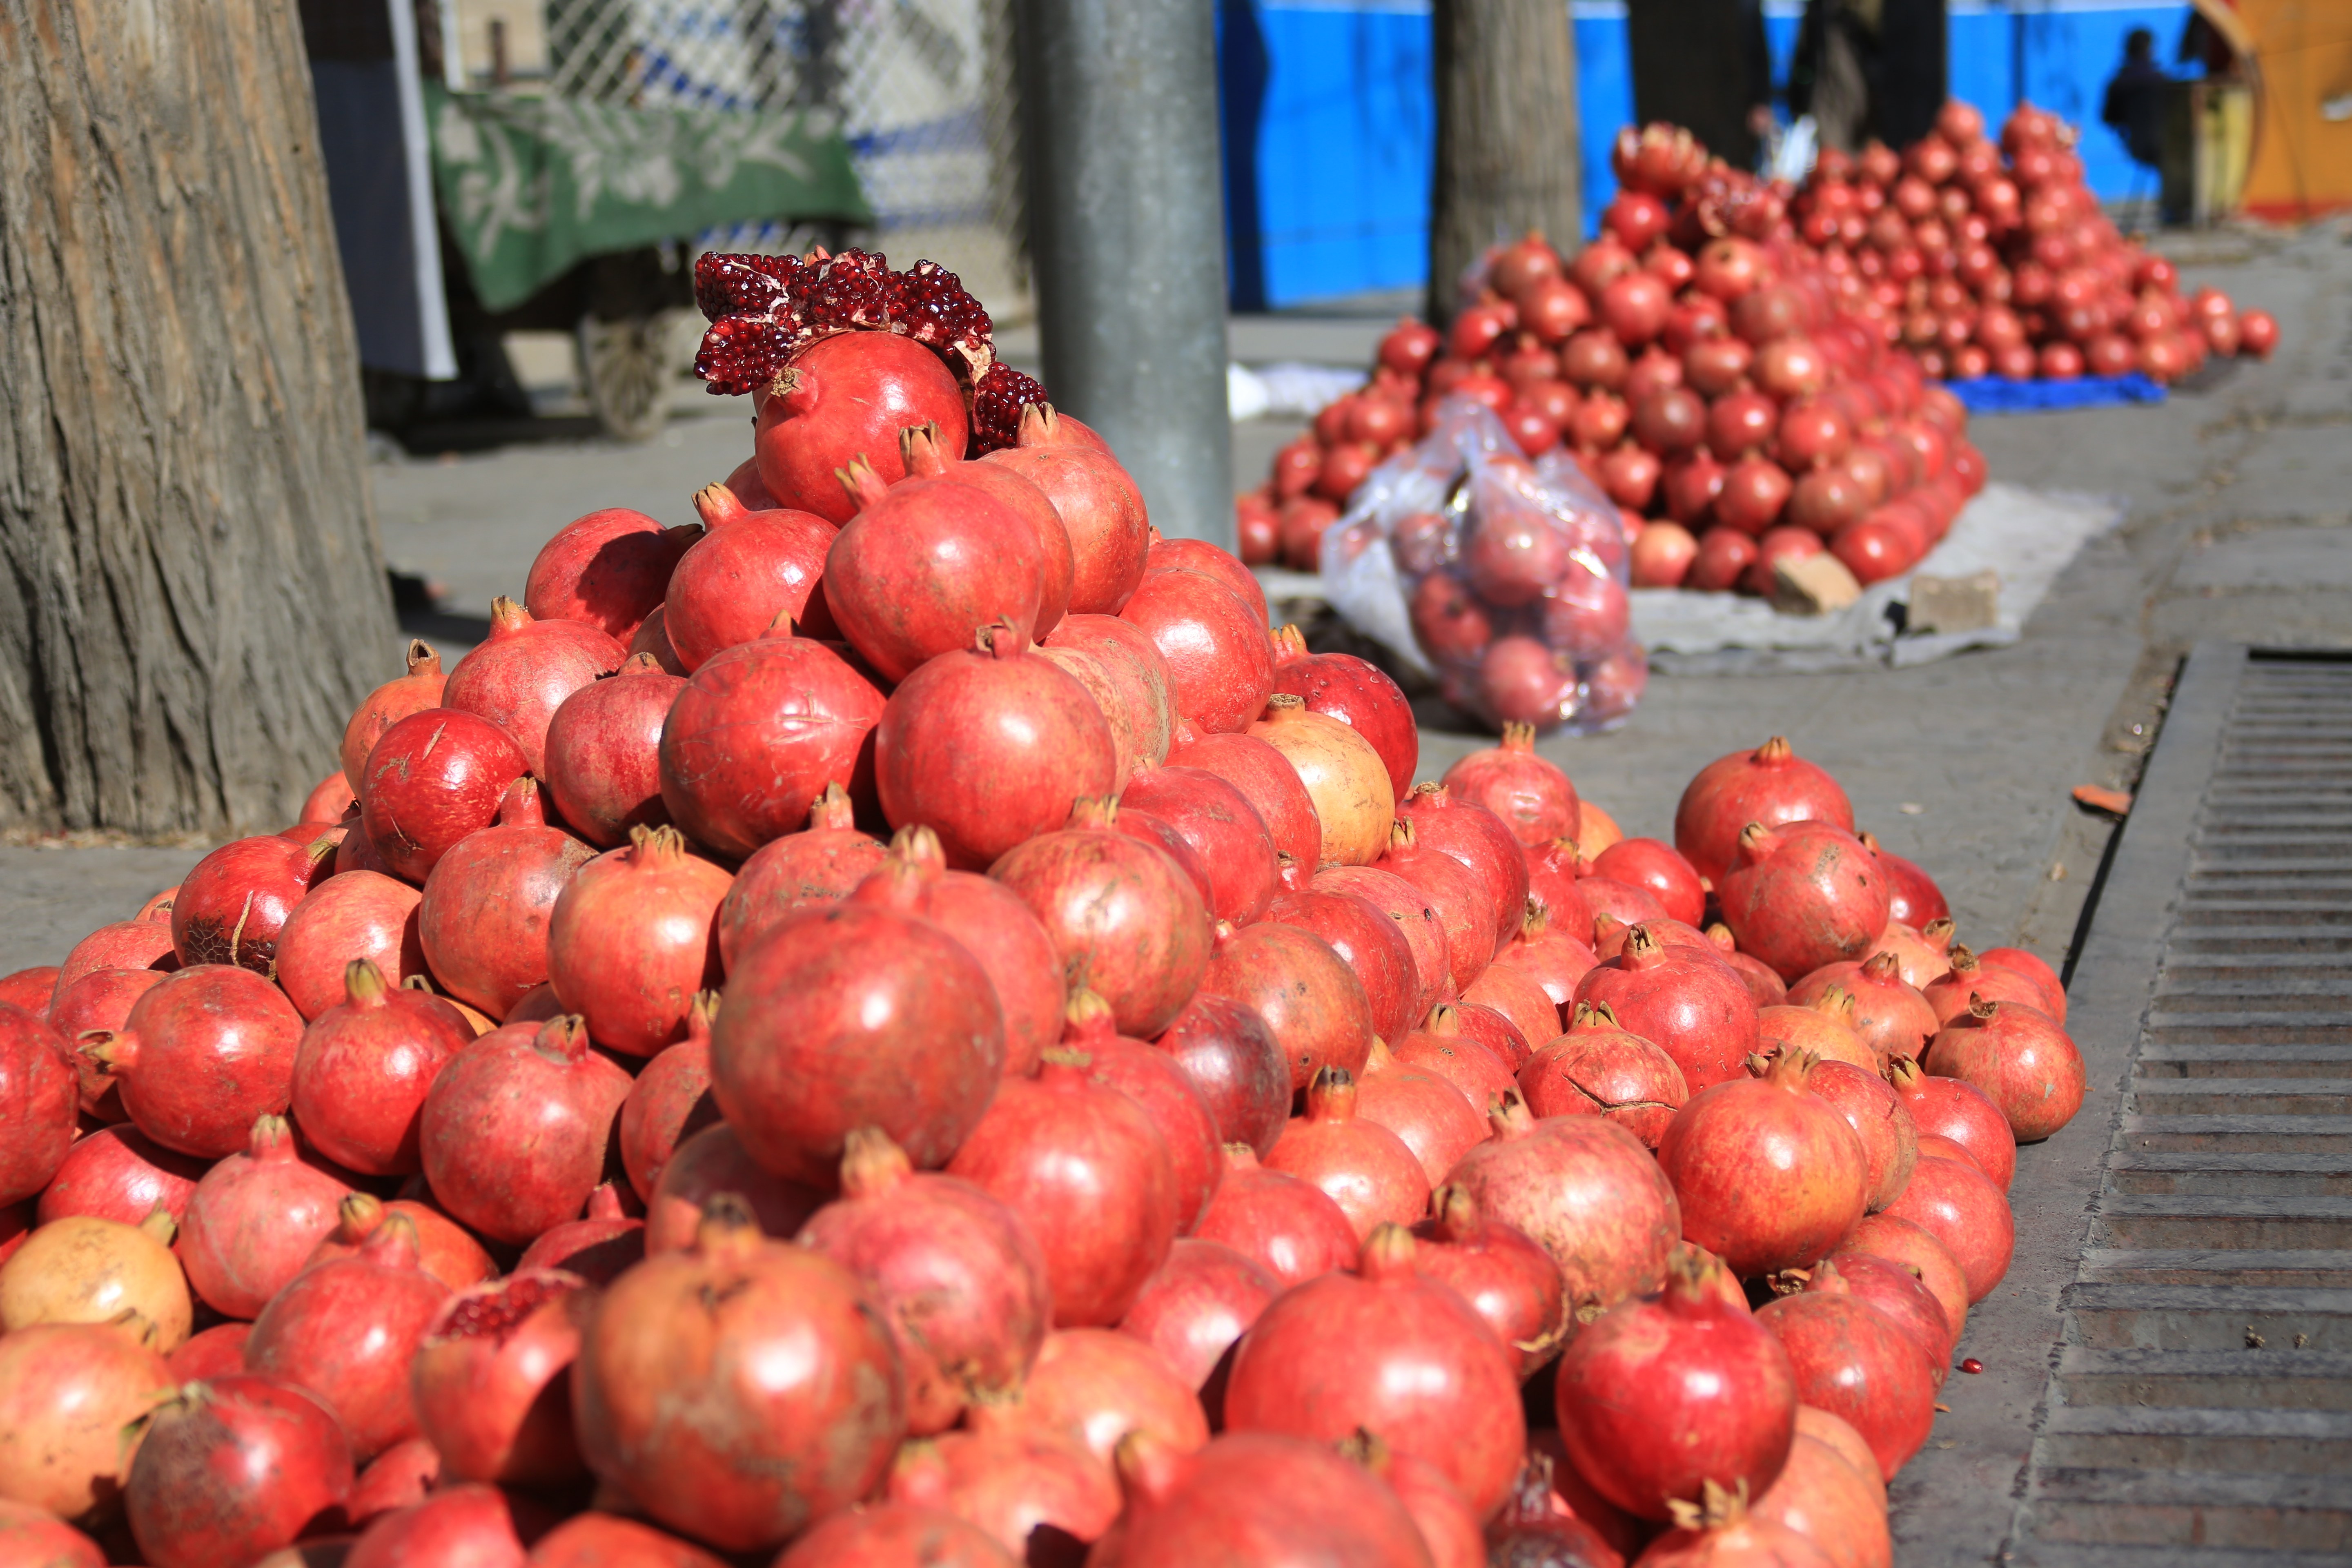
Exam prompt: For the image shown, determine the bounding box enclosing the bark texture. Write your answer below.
[0,0,397,835]
[1429,0,1584,325]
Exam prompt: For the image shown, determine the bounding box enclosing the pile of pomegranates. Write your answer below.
[0,238,2081,1562]
[1242,102,2273,611]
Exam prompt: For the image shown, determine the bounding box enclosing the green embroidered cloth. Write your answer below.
[427,83,872,313]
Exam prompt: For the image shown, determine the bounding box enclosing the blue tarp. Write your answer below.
[1944,373,2167,414]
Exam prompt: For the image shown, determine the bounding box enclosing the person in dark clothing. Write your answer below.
[2102,28,2168,168]
[1787,0,1947,153]
[1629,0,1775,168]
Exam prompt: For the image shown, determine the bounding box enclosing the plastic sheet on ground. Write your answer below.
[1629,482,2125,675]
[1944,374,2165,415]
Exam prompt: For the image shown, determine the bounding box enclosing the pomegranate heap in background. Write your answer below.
[1243,100,2277,608]
[0,245,2082,1564]
[1795,100,2278,387]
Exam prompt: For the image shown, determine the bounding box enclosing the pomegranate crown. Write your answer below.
[690,246,1048,453]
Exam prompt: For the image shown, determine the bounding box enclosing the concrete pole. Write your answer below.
[1020,0,1235,548]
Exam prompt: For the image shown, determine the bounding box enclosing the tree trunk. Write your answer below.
[1428,0,1584,325]
[0,0,397,836]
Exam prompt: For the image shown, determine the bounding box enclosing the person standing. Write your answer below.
[2101,27,2169,171]
[1788,0,1946,152]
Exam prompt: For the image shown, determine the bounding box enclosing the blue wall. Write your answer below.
[1228,0,2196,308]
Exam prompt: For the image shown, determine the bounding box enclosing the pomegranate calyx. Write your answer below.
[1359,1221,1418,1282]
[332,1192,387,1244]
[626,823,694,872]
[344,958,392,1009]
[1753,735,1794,766]
[359,1211,425,1270]
[1270,624,1310,664]
[692,1191,766,1263]
[487,595,532,635]
[531,1014,594,1064]
[138,1203,178,1245]
[836,455,892,514]
[1061,988,1119,1042]
[495,777,546,828]
[1112,1429,1191,1508]
[692,481,755,530]
[1261,692,1306,721]
[898,421,950,476]
[405,638,443,677]
[1966,994,1998,1020]
[811,782,862,833]
[1305,1064,1360,1121]
[617,650,666,675]
[1499,722,1537,752]
[247,1113,298,1163]
[1424,1004,1463,1036]
[837,1126,915,1198]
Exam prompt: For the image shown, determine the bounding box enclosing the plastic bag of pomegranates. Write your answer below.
[1322,398,1646,736]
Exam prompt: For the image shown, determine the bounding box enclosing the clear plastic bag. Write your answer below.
[1321,399,1648,735]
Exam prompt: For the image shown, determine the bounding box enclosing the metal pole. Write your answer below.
[1019,0,1234,548]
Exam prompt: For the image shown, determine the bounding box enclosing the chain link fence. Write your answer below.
[445,0,1032,321]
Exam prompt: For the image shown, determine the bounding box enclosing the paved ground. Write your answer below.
[7,223,2349,993]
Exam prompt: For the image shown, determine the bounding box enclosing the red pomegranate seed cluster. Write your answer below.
[693,247,1035,451]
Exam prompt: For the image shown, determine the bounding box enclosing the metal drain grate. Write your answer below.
[2015,651,2352,1562]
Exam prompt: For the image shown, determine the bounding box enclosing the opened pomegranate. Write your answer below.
[1268,625,1418,802]
[980,407,1152,614]
[417,780,595,1020]
[408,1270,590,1485]
[1555,1246,1797,1520]
[1519,1000,1691,1147]
[1575,924,1760,1091]
[544,825,728,1055]
[1674,737,1855,883]
[245,1213,450,1458]
[574,1197,906,1551]
[657,625,885,861]
[1757,1273,1936,1479]
[81,964,304,1160]
[801,1127,1052,1434]
[1444,1088,1679,1315]
[946,1048,1176,1325]
[1809,1058,1919,1212]
[290,960,471,1175]
[1194,1144,1358,1289]
[1225,1223,1524,1517]
[712,875,1004,1184]
[123,1372,355,1568]
[419,1015,632,1245]
[991,797,1212,1037]
[342,640,448,794]
[1923,996,2084,1142]
[1887,1056,2017,1189]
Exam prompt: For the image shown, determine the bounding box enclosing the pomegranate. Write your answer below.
[295,1191,492,1296]
[341,640,448,795]
[1869,919,1953,992]
[1831,1213,1971,1345]
[878,621,1118,869]
[1923,996,2085,1142]
[991,797,1212,1037]
[170,831,337,972]
[1882,1153,2013,1302]
[1375,820,1495,992]
[826,460,1045,681]
[1195,1143,1358,1289]
[360,708,531,884]
[1116,764,1279,926]
[882,1428,1118,1562]
[1806,1251,1954,1385]
[442,597,625,775]
[1888,1055,2018,1189]
[966,1325,1208,1472]
[1096,1430,1433,1567]
[408,1270,591,1485]
[1719,822,1892,981]
[646,1123,824,1252]
[1757,1279,1936,1479]
[1673,737,1855,884]
[290,960,470,1175]
[1261,1066,1428,1241]
[0,1504,101,1568]
[272,870,424,1020]
[124,1373,354,1568]
[1976,945,2065,1021]
[1591,837,1707,928]
[617,994,720,1200]
[1045,612,1178,780]
[1225,1223,1523,1516]
[801,1127,1052,1434]
[171,1114,352,1318]
[1787,951,1938,1062]
[35,1124,204,1230]
[710,866,1004,1184]
[773,1503,1018,1566]
[1552,1247,1797,1520]
[523,505,696,642]
[530,1515,729,1567]
[160,1324,246,1387]
[417,780,595,1020]
[1444,1088,1679,1315]
[1575,924,1760,1091]
[1635,1482,1838,1566]
[1396,782,1532,951]
[1461,957,1562,1047]
[47,969,165,1120]
[1486,1447,1640,1566]
[545,825,728,1055]
[980,409,1152,614]
[1248,695,1394,864]
[1921,944,2049,1023]
[740,318,964,507]
[1394,1004,1518,1109]
[1117,1238,1278,1400]
[0,1004,76,1204]
[946,1048,1176,1325]
[1859,831,1950,927]
[56,919,177,991]
[1750,1420,1893,1568]
[1267,626,1418,802]
[1265,887,1418,1048]
[714,784,884,969]
[538,656,684,848]
[574,1197,905,1550]
[1440,724,1577,847]
[1519,1000,1691,1148]
[1059,995,1223,1234]
[1411,1184,1567,1375]
[889,831,1069,1079]
[0,1206,189,1351]
[0,1322,172,1519]
[657,625,885,861]
[1809,1059,1918,1212]
[1658,1049,1869,1277]
[80,964,304,1160]
[419,1015,632,1245]
[664,483,839,671]
[1195,920,1372,1091]
[506,1180,642,1284]
[1494,901,1599,1014]
[1150,992,1291,1156]
[245,1213,450,1458]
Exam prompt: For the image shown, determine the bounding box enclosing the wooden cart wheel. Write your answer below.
[577,311,676,442]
